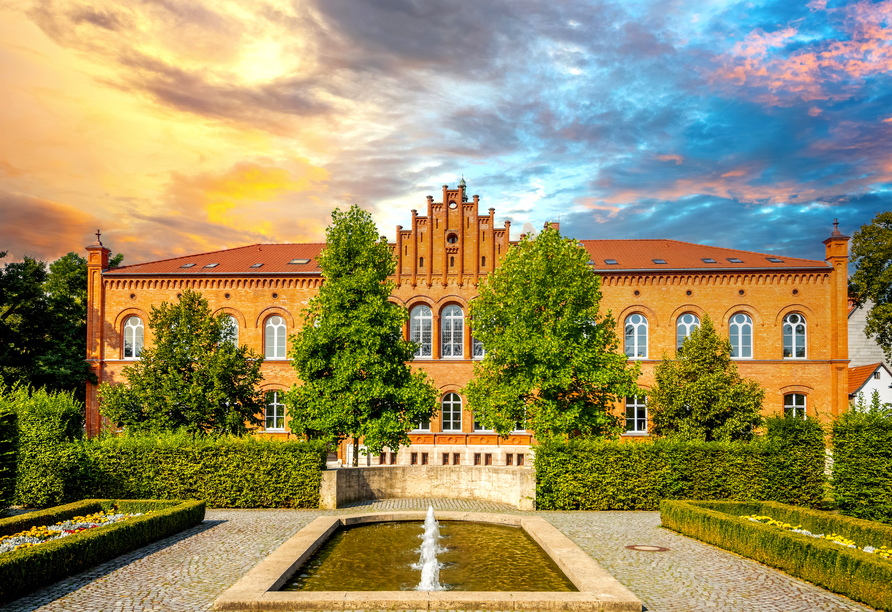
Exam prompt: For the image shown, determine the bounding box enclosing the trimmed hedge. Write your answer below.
[535,417,825,510]
[0,407,15,513]
[70,433,328,508]
[660,499,892,611]
[0,498,205,604]
[833,410,892,524]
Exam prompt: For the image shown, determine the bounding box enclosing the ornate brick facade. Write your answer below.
[85,184,850,464]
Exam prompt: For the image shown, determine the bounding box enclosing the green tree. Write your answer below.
[463,224,641,442]
[99,289,265,435]
[649,315,764,441]
[0,253,48,389]
[286,205,438,465]
[849,211,892,361]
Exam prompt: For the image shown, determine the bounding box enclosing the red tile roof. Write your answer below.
[105,243,325,275]
[105,238,829,276]
[849,363,883,395]
[580,239,829,272]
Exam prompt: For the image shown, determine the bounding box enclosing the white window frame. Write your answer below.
[410,305,433,358]
[676,313,700,350]
[224,315,239,347]
[441,305,464,358]
[265,390,286,431]
[413,416,431,432]
[123,316,144,360]
[473,414,493,433]
[625,396,648,434]
[729,313,753,359]
[441,393,462,431]
[265,315,287,359]
[472,336,485,359]
[784,393,807,419]
[624,314,648,359]
[783,313,807,359]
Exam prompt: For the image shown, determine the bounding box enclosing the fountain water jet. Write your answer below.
[415,506,444,591]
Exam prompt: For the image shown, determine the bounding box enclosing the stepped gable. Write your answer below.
[104,243,325,275]
[580,239,830,272]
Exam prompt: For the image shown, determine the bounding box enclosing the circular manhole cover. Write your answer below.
[625,544,670,552]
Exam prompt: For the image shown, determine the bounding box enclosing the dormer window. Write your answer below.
[288,258,310,265]
[727,257,743,263]
[203,263,219,268]
[180,263,196,268]
[250,263,264,268]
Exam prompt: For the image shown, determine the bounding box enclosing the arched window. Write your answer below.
[783,313,806,359]
[265,390,285,430]
[410,305,432,357]
[223,315,239,346]
[441,305,464,357]
[625,396,647,433]
[676,313,700,350]
[265,316,287,359]
[729,313,753,358]
[624,314,648,358]
[784,393,807,419]
[442,393,462,431]
[123,316,144,359]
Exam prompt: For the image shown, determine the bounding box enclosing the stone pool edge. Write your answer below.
[213,511,642,612]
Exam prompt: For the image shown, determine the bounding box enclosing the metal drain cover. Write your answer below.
[625,544,670,552]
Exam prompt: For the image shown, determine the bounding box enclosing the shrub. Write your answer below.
[72,432,327,508]
[660,500,892,611]
[534,435,825,510]
[762,414,826,508]
[0,403,15,513]
[0,498,205,604]
[11,386,83,507]
[833,409,892,524]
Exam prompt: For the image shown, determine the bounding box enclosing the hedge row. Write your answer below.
[660,500,892,611]
[67,433,328,508]
[0,499,205,604]
[535,417,825,510]
[833,410,892,524]
[0,408,15,512]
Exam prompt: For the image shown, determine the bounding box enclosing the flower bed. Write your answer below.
[0,510,143,555]
[660,500,892,611]
[0,499,204,605]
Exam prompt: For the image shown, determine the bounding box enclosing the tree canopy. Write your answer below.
[848,211,892,362]
[649,315,764,441]
[463,224,642,442]
[286,205,438,465]
[99,289,265,435]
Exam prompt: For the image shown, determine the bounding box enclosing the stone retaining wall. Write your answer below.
[319,466,535,510]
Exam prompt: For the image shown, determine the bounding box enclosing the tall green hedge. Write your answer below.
[0,405,16,513]
[69,433,328,508]
[833,410,892,524]
[535,416,825,510]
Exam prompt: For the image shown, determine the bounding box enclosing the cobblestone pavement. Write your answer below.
[0,500,875,612]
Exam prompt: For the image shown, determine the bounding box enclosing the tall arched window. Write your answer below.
[224,315,239,347]
[729,313,753,358]
[441,305,464,357]
[783,313,806,359]
[123,316,144,359]
[265,316,287,359]
[442,393,462,431]
[676,313,700,350]
[265,390,285,430]
[784,393,807,419]
[624,314,648,358]
[410,305,433,358]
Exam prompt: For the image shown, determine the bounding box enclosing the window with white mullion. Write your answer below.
[441,393,462,431]
[265,391,286,431]
[265,316,287,359]
[625,396,648,433]
[624,314,648,359]
[729,313,753,358]
[410,305,433,358]
[123,316,144,359]
[441,305,464,357]
[784,393,807,419]
[783,313,806,359]
[676,313,700,350]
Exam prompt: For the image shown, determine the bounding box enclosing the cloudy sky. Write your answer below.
[1,0,890,266]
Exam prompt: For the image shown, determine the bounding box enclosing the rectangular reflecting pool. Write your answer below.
[282,520,577,592]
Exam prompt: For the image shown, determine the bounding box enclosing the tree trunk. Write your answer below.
[352,436,359,467]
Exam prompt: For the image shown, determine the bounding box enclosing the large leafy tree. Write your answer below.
[463,224,642,442]
[649,315,764,441]
[0,252,49,389]
[849,211,892,361]
[99,289,265,435]
[286,205,438,465]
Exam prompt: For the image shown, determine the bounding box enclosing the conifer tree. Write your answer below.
[286,205,437,465]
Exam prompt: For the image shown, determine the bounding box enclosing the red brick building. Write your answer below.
[85,182,850,464]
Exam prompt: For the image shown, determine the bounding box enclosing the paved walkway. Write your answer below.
[0,499,875,612]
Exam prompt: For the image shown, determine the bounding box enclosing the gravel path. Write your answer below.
[0,499,875,612]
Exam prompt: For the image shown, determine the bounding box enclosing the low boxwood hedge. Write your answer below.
[0,498,205,604]
[660,499,892,610]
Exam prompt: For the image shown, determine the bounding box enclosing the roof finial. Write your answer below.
[831,218,842,237]
[94,229,103,246]
[459,175,468,202]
